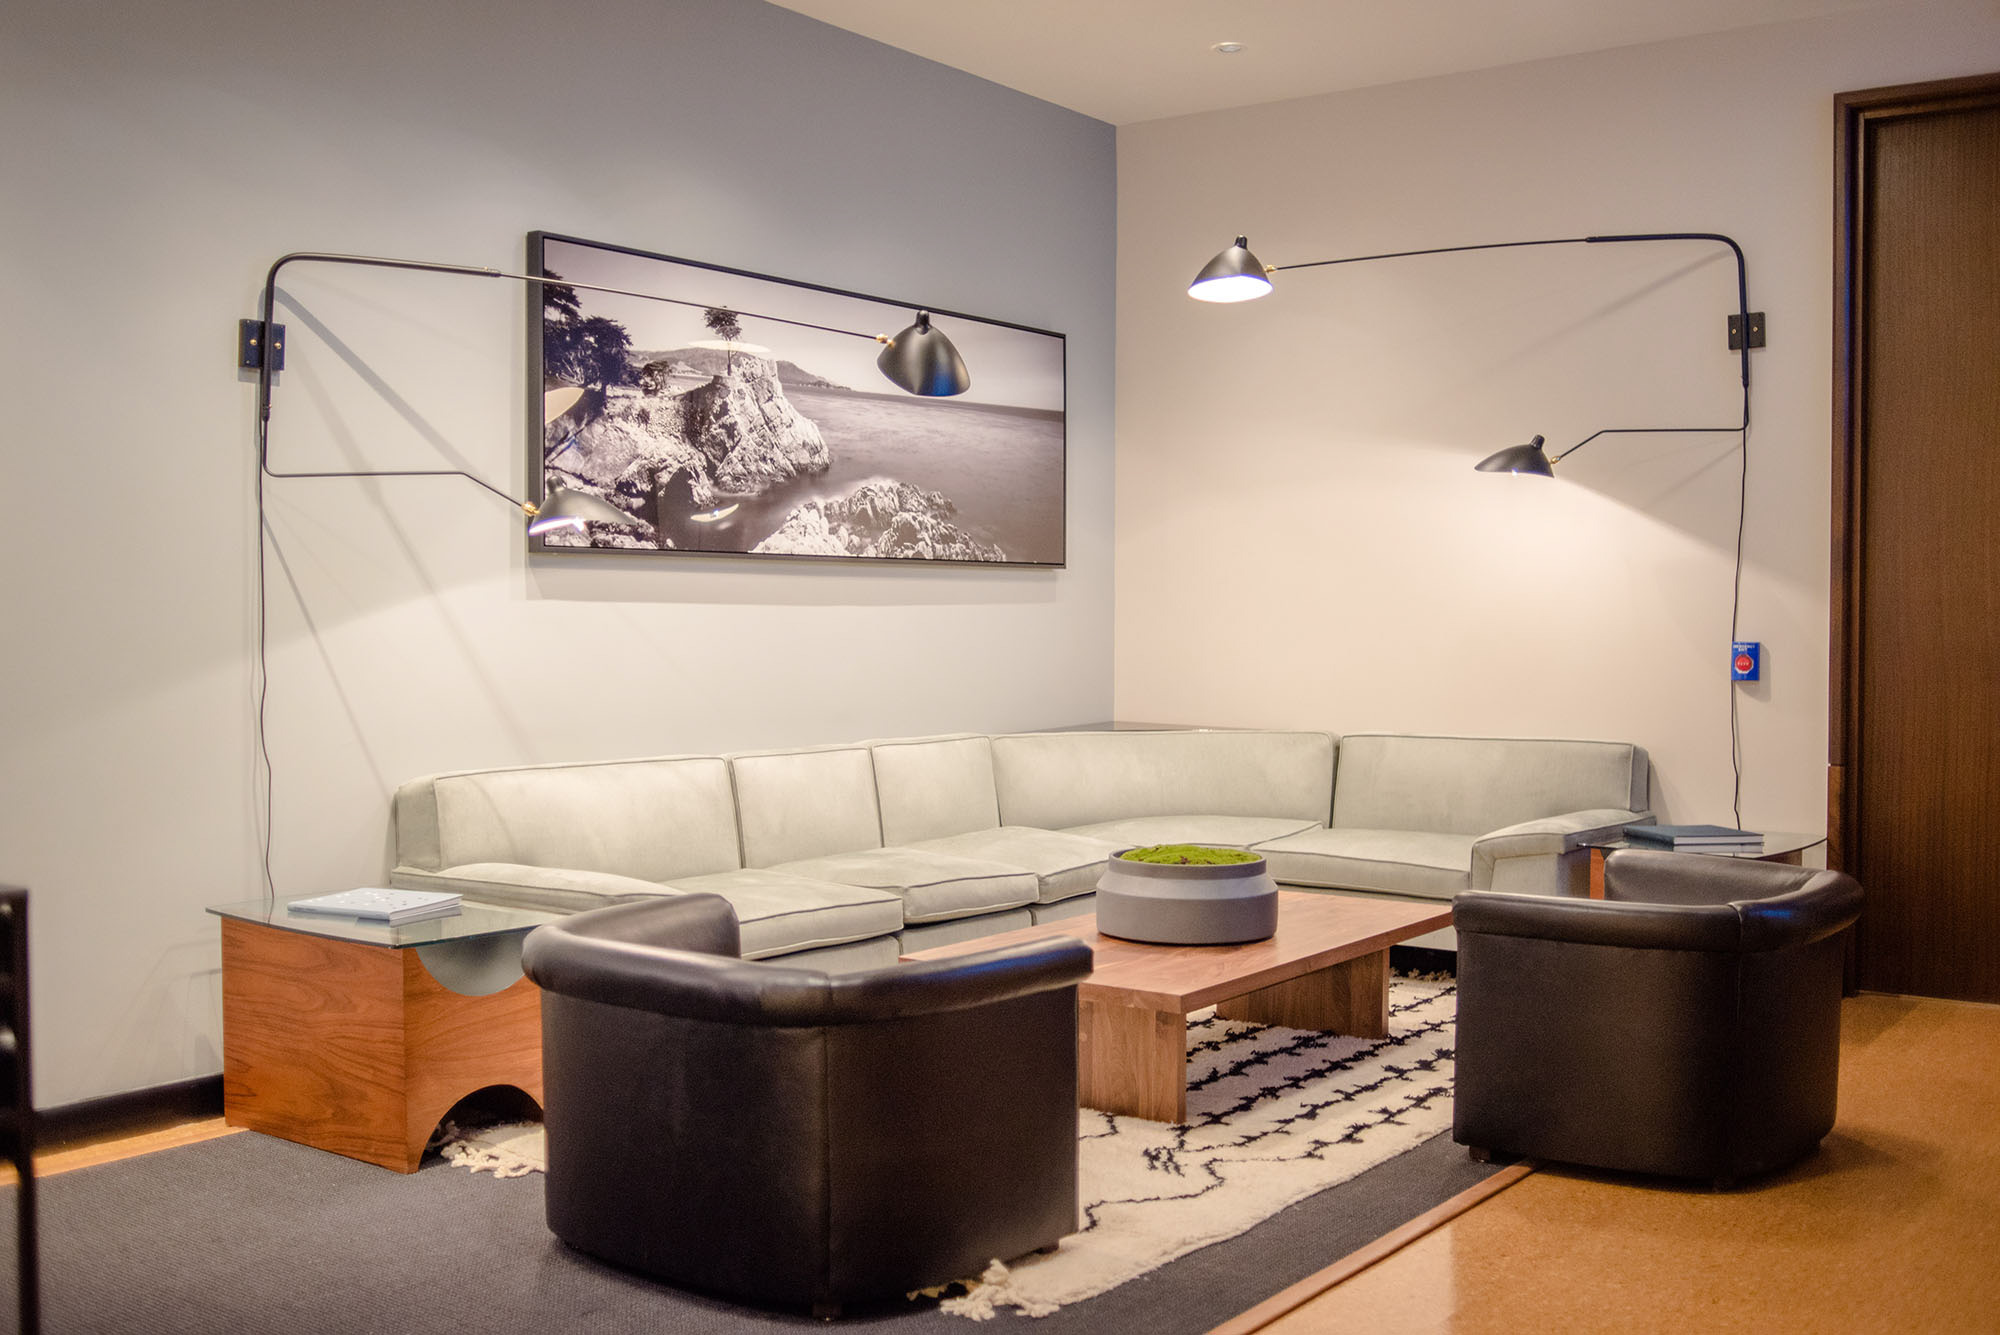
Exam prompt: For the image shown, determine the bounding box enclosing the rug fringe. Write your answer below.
[923,1260,1060,1321]
[436,1119,544,1179]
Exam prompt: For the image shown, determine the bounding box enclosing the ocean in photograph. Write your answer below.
[740,385,1062,561]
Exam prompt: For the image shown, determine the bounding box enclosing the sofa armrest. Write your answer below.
[390,861,678,912]
[1469,809,1647,892]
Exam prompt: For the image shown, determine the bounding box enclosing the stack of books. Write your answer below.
[1623,823,1764,852]
[286,887,463,925]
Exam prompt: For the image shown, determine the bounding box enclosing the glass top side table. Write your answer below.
[1575,831,1825,898]
[207,894,565,1172]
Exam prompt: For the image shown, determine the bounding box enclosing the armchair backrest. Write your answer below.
[524,893,1094,1024]
[1456,852,1862,954]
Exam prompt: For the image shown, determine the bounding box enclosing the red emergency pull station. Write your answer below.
[1732,641,1761,681]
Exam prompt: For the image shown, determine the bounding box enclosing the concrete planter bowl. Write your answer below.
[1095,846,1280,945]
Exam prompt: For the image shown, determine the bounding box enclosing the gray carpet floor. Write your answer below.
[0,1129,1500,1334]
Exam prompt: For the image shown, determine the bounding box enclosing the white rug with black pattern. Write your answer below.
[444,978,1456,1321]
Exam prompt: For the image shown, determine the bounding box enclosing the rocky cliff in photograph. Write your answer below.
[753,480,1007,561]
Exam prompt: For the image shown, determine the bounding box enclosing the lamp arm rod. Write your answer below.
[258,462,532,511]
[253,254,539,513]
[1268,236,1595,273]
[250,248,910,512]
[1264,231,1752,463]
[1268,230,1750,389]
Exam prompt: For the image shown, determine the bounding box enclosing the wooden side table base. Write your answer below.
[220,919,543,1173]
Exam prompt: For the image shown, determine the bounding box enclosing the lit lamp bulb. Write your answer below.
[1188,236,1275,303]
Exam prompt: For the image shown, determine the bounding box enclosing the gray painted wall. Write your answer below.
[0,0,1115,1106]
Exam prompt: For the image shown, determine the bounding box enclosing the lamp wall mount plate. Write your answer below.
[239,319,285,371]
[1727,312,1767,350]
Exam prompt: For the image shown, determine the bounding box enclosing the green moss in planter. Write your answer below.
[1118,844,1261,866]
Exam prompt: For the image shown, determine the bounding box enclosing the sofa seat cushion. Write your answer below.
[662,869,904,959]
[393,862,680,915]
[1254,828,1476,900]
[908,826,1121,904]
[769,848,1038,924]
[1061,814,1322,849]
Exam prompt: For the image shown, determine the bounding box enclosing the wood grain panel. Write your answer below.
[1216,951,1387,1036]
[400,951,544,1168]
[1079,999,1187,1123]
[1839,83,2000,1001]
[221,919,543,1172]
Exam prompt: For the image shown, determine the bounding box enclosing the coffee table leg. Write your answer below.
[1215,950,1390,1038]
[1079,997,1187,1123]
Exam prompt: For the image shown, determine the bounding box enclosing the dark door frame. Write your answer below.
[1828,71,2000,885]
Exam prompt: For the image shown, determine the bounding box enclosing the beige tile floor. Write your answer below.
[1243,992,2000,1334]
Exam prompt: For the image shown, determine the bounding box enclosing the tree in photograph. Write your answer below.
[541,269,583,324]
[703,306,744,374]
[548,315,635,393]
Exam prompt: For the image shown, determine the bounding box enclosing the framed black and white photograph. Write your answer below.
[528,232,1066,566]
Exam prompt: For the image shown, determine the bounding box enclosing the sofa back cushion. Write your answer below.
[730,745,884,867]
[395,756,741,882]
[991,730,1337,831]
[870,735,1001,845]
[1331,734,1649,836]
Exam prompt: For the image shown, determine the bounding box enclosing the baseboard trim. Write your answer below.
[36,1075,224,1149]
[1206,1157,1537,1335]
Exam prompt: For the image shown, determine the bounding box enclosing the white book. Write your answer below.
[287,887,462,925]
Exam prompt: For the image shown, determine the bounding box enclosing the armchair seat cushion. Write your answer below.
[907,826,1121,903]
[1061,814,1321,849]
[770,848,1037,924]
[1254,828,1475,900]
[661,869,904,959]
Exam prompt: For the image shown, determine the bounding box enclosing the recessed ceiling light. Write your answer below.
[1212,41,1245,55]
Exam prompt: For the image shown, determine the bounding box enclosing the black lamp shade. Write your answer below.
[529,486,635,534]
[1188,236,1275,303]
[876,312,970,397]
[1474,435,1555,478]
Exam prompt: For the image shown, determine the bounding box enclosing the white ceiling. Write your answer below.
[766,0,1908,124]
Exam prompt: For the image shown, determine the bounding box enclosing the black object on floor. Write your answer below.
[0,1129,1500,1334]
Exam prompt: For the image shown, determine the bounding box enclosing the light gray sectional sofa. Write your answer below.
[391,729,1650,967]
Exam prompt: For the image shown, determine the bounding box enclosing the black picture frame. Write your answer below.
[528,231,1066,567]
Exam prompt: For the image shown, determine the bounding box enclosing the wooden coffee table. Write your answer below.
[904,891,1452,1122]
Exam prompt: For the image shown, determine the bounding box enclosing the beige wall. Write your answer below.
[1115,2,2000,830]
[0,0,1114,1106]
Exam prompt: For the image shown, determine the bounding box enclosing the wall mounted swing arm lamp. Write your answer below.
[1188,231,1758,476]
[240,249,971,530]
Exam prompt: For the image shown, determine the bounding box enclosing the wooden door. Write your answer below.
[1832,74,2000,1001]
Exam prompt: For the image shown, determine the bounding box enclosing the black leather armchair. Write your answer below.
[520,894,1093,1317]
[1451,850,1862,1183]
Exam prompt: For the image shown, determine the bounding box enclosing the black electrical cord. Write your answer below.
[1729,419,1750,829]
